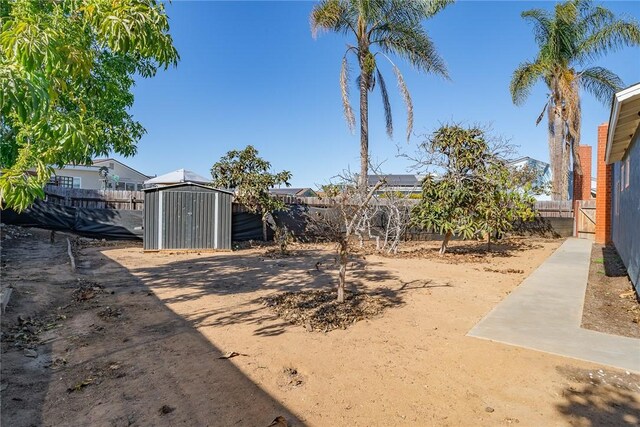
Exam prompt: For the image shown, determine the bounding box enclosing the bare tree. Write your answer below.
[377,188,413,254]
[306,172,384,303]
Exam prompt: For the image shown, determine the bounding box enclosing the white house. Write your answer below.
[49,158,152,191]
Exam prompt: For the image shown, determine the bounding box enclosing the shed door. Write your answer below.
[162,190,217,249]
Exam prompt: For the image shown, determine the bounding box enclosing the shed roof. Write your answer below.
[142,182,233,194]
[144,169,211,185]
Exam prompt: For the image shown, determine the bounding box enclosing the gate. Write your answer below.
[575,200,596,239]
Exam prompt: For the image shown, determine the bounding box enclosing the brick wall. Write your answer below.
[573,145,592,201]
[595,123,612,244]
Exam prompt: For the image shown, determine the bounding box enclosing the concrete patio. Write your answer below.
[468,238,640,373]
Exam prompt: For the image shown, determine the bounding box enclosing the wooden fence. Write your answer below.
[44,185,144,210]
[532,200,574,218]
[42,186,575,219]
[279,196,574,217]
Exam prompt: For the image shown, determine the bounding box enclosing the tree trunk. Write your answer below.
[262,217,268,242]
[562,138,570,200]
[487,233,492,252]
[549,108,564,201]
[439,231,452,255]
[337,239,348,303]
[358,60,369,192]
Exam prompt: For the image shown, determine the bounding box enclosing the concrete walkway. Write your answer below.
[468,238,640,373]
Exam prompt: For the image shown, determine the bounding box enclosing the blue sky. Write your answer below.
[121,0,640,186]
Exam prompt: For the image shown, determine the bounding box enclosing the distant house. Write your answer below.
[48,158,152,191]
[269,188,318,198]
[506,156,552,201]
[599,83,640,288]
[367,174,424,195]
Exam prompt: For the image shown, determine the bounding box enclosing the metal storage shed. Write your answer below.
[143,183,232,251]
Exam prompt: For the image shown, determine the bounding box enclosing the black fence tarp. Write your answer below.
[2,201,279,241]
[1,201,143,240]
[2,201,572,242]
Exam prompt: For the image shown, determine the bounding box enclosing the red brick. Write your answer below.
[595,123,612,244]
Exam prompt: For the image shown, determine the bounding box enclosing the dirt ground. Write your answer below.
[2,228,639,427]
[581,244,640,339]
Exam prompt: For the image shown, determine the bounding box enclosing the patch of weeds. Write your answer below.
[483,267,524,274]
[67,361,127,393]
[98,306,123,320]
[72,280,104,302]
[67,377,96,393]
[2,315,64,348]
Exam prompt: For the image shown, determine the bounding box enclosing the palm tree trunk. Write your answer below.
[549,108,564,201]
[562,138,570,200]
[359,67,369,192]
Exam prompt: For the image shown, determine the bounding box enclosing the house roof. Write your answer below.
[366,174,424,187]
[507,156,550,167]
[606,82,640,164]
[269,188,316,196]
[144,169,211,186]
[92,158,153,179]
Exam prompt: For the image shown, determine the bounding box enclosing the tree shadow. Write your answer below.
[556,384,640,425]
[1,229,305,426]
[555,365,640,426]
[124,248,403,337]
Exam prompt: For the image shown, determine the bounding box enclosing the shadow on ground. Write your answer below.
[556,384,640,426]
[601,245,629,278]
[124,248,411,337]
[1,229,304,426]
[555,365,640,426]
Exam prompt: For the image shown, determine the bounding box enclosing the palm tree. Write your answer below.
[311,0,452,190]
[510,0,640,200]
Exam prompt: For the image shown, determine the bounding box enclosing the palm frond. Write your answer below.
[577,5,614,36]
[375,23,448,78]
[521,8,553,46]
[510,60,545,105]
[578,19,640,63]
[310,0,356,38]
[376,67,393,138]
[340,55,356,132]
[578,66,623,105]
[393,65,413,142]
[535,98,550,126]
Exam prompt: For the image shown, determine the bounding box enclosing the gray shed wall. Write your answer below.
[143,184,231,251]
[611,130,639,289]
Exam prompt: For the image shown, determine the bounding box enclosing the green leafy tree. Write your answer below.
[310,0,452,190]
[211,145,292,242]
[510,0,640,200]
[0,0,179,211]
[411,124,536,254]
[475,163,537,251]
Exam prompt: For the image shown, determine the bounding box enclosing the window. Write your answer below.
[621,164,625,191]
[72,177,81,189]
[625,157,630,188]
[125,182,136,191]
[49,175,74,188]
